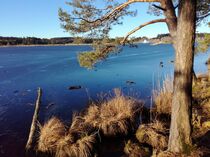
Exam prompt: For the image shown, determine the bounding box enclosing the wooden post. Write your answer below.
[26,87,42,151]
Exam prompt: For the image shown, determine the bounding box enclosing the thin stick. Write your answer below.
[25,87,42,151]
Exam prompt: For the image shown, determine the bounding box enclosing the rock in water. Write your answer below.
[68,85,82,90]
[126,80,136,85]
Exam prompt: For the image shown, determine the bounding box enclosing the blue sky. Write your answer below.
[0,0,209,38]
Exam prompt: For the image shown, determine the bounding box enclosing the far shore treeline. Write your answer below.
[0,33,209,46]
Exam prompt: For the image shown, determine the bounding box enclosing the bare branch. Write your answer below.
[197,12,210,20]
[79,0,161,24]
[152,4,166,11]
[174,3,179,9]
[151,2,179,17]
[121,19,166,45]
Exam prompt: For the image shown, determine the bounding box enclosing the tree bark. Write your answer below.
[160,0,177,39]
[168,0,196,153]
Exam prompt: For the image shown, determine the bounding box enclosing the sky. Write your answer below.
[0,0,209,39]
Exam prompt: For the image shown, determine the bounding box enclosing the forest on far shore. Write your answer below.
[0,33,209,46]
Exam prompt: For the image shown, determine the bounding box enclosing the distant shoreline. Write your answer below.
[0,43,92,48]
[0,42,171,48]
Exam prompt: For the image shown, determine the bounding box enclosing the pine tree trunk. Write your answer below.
[168,0,196,153]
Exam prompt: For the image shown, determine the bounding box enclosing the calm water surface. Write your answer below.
[0,44,209,157]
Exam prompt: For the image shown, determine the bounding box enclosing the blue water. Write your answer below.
[0,44,209,157]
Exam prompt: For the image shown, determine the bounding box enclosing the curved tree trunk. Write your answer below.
[168,0,196,153]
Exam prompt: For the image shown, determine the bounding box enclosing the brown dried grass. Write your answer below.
[38,117,66,153]
[37,116,97,157]
[83,88,143,136]
[124,140,151,157]
[153,76,173,114]
[55,113,97,157]
[136,121,168,150]
[55,133,96,157]
[152,148,204,157]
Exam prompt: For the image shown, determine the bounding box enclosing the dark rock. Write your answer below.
[126,80,136,85]
[68,85,82,90]
[160,61,164,67]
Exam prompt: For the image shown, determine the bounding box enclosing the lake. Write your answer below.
[0,44,209,157]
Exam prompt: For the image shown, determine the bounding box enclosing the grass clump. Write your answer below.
[124,140,151,157]
[55,114,97,157]
[38,117,66,153]
[136,121,168,150]
[55,133,96,157]
[83,89,143,136]
[152,147,204,157]
[37,116,97,157]
[153,76,173,114]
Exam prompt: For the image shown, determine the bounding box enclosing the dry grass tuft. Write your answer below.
[124,140,151,157]
[152,147,204,157]
[54,114,97,157]
[69,113,95,135]
[83,88,143,136]
[136,121,168,150]
[153,76,173,114]
[151,120,167,132]
[192,81,210,138]
[55,133,96,157]
[38,117,66,153]
[37,116,97,157]
[152,150,179,157]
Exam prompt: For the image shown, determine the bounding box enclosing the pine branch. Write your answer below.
[78,0,161,24]
[121,18,166,45]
